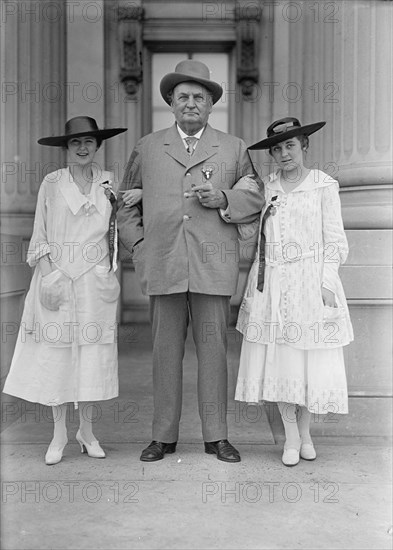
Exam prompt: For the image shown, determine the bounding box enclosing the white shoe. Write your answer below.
[300,442,316,461]
[45,439,68,465]
[76,430,105,458]
[282,446,300,466]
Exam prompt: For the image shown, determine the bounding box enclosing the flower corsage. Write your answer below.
[100,180,116,201]
[268,195,281,216]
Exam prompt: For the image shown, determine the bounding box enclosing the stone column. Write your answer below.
[104,0,143,186]
[332,0,392,227]
[330,0,392,436]
[1,0,66,218]
[0,0,67,382]
[66,0,106,169]
[103,0,145,323]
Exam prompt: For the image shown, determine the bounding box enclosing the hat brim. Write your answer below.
[38,128,127,147]
[248,122,326,150]
[160,73,223,105]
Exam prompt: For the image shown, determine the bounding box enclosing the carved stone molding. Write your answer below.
[118,6,144,99]
[236,10,261,99]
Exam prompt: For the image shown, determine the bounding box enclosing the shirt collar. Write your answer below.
[59,167,108,216]
[176,124,205,145]
[265,169,335,192]
[264,170,281,190]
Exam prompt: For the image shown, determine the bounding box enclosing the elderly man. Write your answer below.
[117,60,263,463]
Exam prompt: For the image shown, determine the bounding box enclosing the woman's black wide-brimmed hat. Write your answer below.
[38,116,127,147]
[248,117,326,150]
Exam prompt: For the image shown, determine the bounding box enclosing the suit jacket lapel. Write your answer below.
[164,124,189,167]
[164,123,219,169]
[187,124,219,169]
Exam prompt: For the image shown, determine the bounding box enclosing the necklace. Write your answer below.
[281,168,310,193]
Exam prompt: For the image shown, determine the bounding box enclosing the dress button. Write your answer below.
[183,215,190,221]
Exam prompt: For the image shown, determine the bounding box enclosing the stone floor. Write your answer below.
[1,324,392,550]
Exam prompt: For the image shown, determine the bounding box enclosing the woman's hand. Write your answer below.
[322,286,337,307]
[39,269,67,311]
[120,189,142,208]
[38,254,54,277]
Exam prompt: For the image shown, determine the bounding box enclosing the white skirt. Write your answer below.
[235,340,348,414]
[3,335,118,406]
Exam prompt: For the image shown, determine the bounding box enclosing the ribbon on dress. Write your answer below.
[101,181,117,271]
[256,195,278,291]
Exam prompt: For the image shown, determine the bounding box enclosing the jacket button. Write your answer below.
[185,172,191,176]
[183,215,190,220]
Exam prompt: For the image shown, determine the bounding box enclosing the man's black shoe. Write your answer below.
[140,440,177,462]
[204,439,241,462]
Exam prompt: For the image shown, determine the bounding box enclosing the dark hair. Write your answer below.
[268,134,309,156]
[64,135,102,150]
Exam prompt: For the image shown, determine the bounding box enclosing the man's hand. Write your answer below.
[185,183,228,209]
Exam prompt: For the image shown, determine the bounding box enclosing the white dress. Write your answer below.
[3,167,120,407]
[235,170,354,414]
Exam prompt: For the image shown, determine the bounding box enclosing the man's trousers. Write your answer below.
[149,292,230,443]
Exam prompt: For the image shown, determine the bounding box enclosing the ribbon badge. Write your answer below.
[201,165,215,181]
[100,180,117,271]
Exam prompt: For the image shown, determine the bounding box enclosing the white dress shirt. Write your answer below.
[176,124,205,152]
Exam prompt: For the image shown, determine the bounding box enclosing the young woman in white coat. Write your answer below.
[235,118,353,466]
[3,117,126,465]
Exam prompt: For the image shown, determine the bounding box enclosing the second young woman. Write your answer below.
[235,117,353,466]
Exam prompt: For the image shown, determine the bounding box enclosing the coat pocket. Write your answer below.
[323,305,345,321]
[94,265,121,303]
[39,269,67,311]
[33,271,73,344]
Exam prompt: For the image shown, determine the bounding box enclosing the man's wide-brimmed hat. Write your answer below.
[248,117,326,150]
[38,116,127,147]
[160,60,223,105]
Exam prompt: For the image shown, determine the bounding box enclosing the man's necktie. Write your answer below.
[256,195,278,292]
[185,136,198,155]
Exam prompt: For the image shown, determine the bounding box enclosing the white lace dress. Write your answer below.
[3,168,119,407]
[235,170,353,414]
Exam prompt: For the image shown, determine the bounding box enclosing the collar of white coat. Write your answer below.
[60,167,109,216]
[264,169,338,192]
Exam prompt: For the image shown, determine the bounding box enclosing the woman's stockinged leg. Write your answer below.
[277,401,301,466]
[76,402,106,458]
[297,405,317,460]
[51,403,68,447]
[45,403,68,465]
[277,402,301,447]
[297,406,313,444]
[78,402,99,444]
